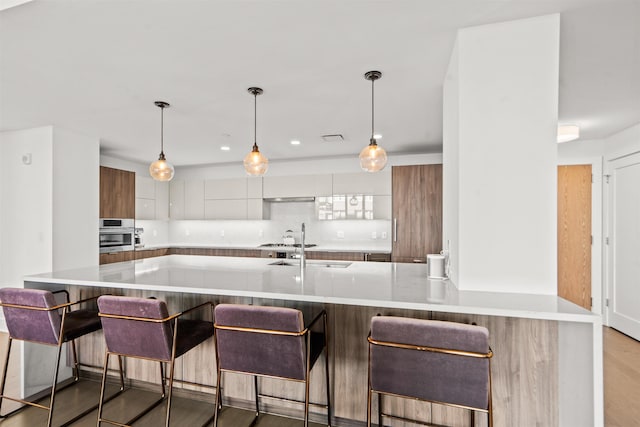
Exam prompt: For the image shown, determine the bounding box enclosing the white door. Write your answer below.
[607,153,640,340]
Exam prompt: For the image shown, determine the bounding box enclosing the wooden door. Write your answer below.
[607,154,640,340]
[392,164,442,263]
[557,164,592,309]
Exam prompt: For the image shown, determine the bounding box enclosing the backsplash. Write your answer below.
[136,202,391,250]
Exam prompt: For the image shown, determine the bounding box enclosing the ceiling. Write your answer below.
[1,0,639,167]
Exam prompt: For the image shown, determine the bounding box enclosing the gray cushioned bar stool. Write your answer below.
[367,316,493,427]
[213,303,331,427]
[0,288,113,427]
[96,295,214,427]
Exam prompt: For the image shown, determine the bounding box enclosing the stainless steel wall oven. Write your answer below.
[99,218,135,253]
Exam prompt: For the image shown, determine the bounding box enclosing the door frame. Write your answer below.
[559,158,603,315]
[604,150,640,329]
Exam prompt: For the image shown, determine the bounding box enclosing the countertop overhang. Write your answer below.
[25,255,598,324]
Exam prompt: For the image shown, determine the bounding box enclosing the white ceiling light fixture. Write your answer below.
[557,124,580,143]
[149,101,175,181]
[290,140,301,146]
[243,87,269,176]
[220,146,231,151]
[359,71,387,173]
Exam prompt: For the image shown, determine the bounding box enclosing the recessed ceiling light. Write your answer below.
[290,140,301,145]
[220,146,231,151]
[557,125,580,143]
[373,133,382,140]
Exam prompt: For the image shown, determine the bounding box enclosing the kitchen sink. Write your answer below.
[268,261,352,268]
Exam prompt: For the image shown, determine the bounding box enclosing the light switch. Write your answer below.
[381,231,387,239]
[337,231,344,239]
[371,231,377,239]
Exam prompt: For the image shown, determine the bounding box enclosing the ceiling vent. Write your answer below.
[321,134,344,143]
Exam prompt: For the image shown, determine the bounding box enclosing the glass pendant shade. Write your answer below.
[244,143,269,176]
[149,153,175,181]
[359,139,387,172]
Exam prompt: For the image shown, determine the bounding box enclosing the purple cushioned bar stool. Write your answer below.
[96,295,214,427]
[367,316,493,427]
[213,304,331,427]
[0,288,109,427]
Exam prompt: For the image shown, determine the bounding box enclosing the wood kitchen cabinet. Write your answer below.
[100,166,135,219]
[392,164,442,263]
[134,248,169,260]
[169,248,262,257]
[305,251,366,261]
[99,250,135,265]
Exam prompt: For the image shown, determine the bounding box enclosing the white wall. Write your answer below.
[443,39,460,284]
[1,126,99,331]
[605,122,640,160]
[0,127,54,289]
[53,128,100,270]
[444,15,560,294]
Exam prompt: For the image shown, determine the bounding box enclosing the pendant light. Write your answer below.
[359,71,387,173]
[243,87,269,176]
[149,101,175,181]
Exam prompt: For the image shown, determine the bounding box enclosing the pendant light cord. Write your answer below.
[371,78,375,139]
[160,105,164,155]
[254,92,257,146]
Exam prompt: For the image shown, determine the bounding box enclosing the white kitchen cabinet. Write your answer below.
[184,180,205,219]
[136,176,156,199]
[247,177,263,198]
[332,170,391,195]
[169,180,185,220]
[205,199,247,220]
[205,178,247,199]
[155,181,169,220]
[136,176,169,220]
[263,174,332,199]
[247,199,263,220]
[372,195,392,220]
[135,198,156,220]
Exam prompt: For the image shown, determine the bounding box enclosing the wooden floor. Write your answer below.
[0,327,637,426]
[604,326,640,427]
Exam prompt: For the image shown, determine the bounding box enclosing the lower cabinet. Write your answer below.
[135,248,169,260]
[170,248,262,257]
[99,251,135,265]
[306,251,366,262]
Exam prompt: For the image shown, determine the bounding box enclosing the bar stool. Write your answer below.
[0,288,106,427]
[367,316,493,427]
[96,295,214,427]
[213,304,331,427]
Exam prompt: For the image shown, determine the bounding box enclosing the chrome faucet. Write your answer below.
[300,222,306,269]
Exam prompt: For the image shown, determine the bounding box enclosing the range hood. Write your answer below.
[263,196,316,203]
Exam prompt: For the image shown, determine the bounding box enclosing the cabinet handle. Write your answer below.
[393,218,398,242]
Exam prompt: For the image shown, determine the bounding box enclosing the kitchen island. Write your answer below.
[23,255,602,426]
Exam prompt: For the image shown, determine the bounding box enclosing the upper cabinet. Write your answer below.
[317,170,392,220]
[263,174,332,199]
[332,170,391,195]
[135,175,169,220]
[169,180,204,220]
[170,177,263,220]
[100,166,135,219]
[391,164,442,263]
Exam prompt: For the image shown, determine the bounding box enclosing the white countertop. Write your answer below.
[25,255,598,323]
